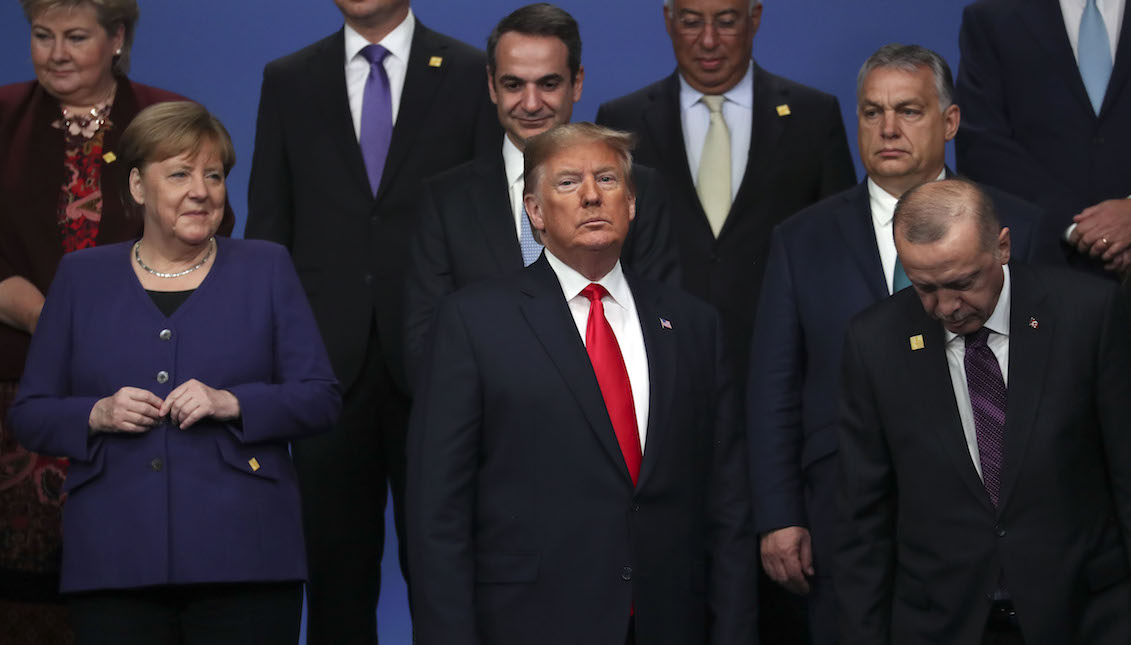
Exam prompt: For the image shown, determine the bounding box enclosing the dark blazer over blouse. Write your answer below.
[8,238,340,593]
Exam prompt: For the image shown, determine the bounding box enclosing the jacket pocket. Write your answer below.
[475,552,539,584]
[62,444,105,494]
[215,439,281,481]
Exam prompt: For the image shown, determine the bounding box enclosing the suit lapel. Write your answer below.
[900,298,996,512]
[1101,1,1131,117]
[835,182,888,301]
[1019,0,1097,118]
[726,64,786,237]
[377,23,448,202]
[471,155,524,269]
[628,275,677,491]
[996,268,1050,511]
[314,30,373,198]
[519,259,635,484]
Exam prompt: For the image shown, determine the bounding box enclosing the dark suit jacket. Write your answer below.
[403,153,680,387]
[836,264,1131,645]
[8,239,340,592]
[956,0,1131,268]
[0,78,235,380]
[246,24,499,392]
[748,179,1060,576]
[406,256,757,645]
[596,65,856,370]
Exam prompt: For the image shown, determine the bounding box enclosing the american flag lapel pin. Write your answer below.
[659,317,673,330]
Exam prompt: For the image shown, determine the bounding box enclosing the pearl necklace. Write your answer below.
[134,237,215,278]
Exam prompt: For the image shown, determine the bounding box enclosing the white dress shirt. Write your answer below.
[344,10,415,140]
[943,265,1011,480]
[678,62,754,202]
[545,250,650,450]
[1061,0,1124,62]
[503,135,527,239]
[868,169,948,294]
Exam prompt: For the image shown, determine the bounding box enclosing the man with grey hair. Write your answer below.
[748,44,1055,645]
[837,177,1131,644]
[406,123,757,645]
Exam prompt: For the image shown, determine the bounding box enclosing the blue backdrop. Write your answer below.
[0,1,967,641]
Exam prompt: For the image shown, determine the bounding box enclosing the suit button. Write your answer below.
[621,566,632,581]
[631,503,640,512]
[1093,137,1105,144]
[156,370,169,384]
[995,525,1006,537]
[150,458,163,472]
[159,329,172,341]
[364,273,374,285]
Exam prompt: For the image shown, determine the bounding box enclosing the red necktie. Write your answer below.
[581,284,642,485]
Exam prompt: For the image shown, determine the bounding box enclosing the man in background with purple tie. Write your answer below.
[245,0,498,641]
[836,178,1131,645]
[406,122,756,645]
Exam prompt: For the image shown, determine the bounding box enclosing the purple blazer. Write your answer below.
[8,238,340,593]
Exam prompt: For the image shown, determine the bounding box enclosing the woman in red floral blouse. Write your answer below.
[0,1,233,641]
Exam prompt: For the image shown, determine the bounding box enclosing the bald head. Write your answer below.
[894,178,1001,252]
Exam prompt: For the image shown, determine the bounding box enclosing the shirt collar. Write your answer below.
[867,168,947,227]
[678,60,755,110]
[343,8,415,65]
[544,249,631,313]
[945,264,1012,344]
[502,135,525,189]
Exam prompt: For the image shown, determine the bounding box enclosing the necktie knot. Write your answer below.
[701,94,726,114]
[581,283,610,304]
[965,327,992,350]
[360,44,389,66]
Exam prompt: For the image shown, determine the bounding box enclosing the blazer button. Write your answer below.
[631,503,640,512]
[156,370,169,384]
[621,566,633,581]
[159,329,172,341]
[150,457,163,472]
[995,525,1006,538]
[364,273,374,285]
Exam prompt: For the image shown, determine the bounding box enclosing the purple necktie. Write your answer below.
[964,327,1006,506]
[359,44,392,196]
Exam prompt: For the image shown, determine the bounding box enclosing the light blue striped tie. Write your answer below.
[519,205,543,266]
[1079,0,1113,114]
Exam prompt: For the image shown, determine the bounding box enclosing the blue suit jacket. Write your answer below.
[9,238,341,592]
[747,179,1060,573]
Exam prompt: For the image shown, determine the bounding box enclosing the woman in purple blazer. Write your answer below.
[7,102,340,645]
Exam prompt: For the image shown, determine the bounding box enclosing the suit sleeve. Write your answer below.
[706,311,759,645]
[747,229,807,534]
[406,295,483,645]
[245,63,295,248]
[403,179,457,393]
[8,258,101,461]
[954,5,1071,218]
[817,97,857,199]
[622,165,680,286]
[224,247,341,444]
[835,322,895,645]
[1094,286,1131,564]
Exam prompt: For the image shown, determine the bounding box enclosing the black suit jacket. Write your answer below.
[403,153,680,387]
[246,24,499,392]
[837,265,1131,645]
[596,65,856,370]
[747,179,1060,575]
[406,256,757,645]
[956,0,1131,269]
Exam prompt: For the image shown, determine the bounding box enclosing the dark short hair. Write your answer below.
[894,178,1001,251]
[487,3,581,82]
[523,122,636,200]
[22,0,139,74]
[119,102,236,215]
[857,43,955,110]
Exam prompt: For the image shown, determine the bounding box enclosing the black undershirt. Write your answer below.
[146,289,194,317]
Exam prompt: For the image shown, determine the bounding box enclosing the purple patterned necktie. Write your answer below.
[359,44,392,196]
[964,327,1007,506]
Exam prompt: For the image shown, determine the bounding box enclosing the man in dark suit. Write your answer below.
[406,123,756,645]
[403,3,677,385]
[245,0,497,641]
[956,0,1131,276]
[837,178,1131,645]
[748,44,1058,645]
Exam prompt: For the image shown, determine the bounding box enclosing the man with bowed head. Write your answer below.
[407,122,756,645]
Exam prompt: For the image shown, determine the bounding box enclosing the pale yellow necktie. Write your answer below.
[697,95,731,237]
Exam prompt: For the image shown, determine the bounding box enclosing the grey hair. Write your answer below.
[857,43,954,110]
[894,178,1001,252]
[664,0,761,7]
[523,122,636,199]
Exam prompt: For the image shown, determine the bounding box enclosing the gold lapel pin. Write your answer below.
[776,104,791,117]
[428,56,443,68]
[248,457,260,472]
[909,334,925,351]
[102,151,117,163]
